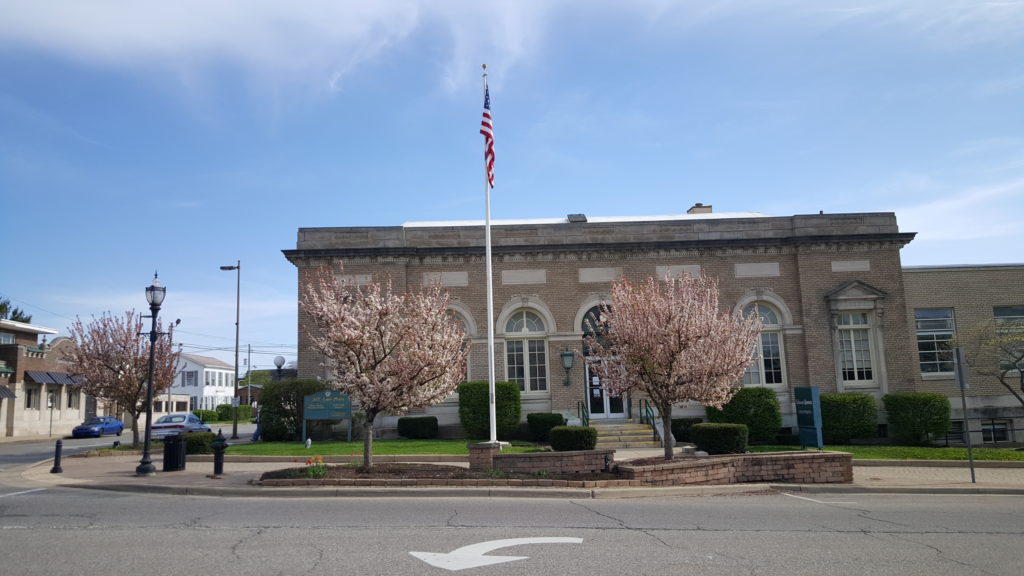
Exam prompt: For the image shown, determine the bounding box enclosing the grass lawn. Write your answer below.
[225,438,543,456]
[748,444,1024,461]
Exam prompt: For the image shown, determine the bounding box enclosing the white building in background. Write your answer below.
[171,353,235,411]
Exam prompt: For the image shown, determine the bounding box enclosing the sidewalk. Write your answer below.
[16,449,1024,498]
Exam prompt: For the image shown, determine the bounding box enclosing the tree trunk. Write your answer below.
[130,414,141,449]
[660,403,674,460]
[362,411,376,468]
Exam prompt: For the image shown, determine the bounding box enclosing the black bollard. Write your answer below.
[212,429,227,476]
[50,439,63,474]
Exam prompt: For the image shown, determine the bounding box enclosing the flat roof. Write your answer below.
[403,212,769,228]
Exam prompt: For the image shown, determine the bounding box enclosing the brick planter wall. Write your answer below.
[616,451,853,486]
[469,449,616,475]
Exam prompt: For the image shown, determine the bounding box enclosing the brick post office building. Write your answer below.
[284,206,1023,444]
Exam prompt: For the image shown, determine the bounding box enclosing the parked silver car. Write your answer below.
[150,413,212,437]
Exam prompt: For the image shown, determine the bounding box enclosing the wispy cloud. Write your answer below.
[892,178,1024,241]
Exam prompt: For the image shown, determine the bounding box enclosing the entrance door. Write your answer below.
[585,362,625,419]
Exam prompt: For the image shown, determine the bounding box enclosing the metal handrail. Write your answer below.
[577,401,590,427]
[642,400,657,441]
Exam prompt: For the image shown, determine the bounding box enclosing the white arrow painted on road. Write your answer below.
[410,537,583,571]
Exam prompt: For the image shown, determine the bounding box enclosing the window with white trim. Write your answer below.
[915,308,955,374]
[837,312,874,383]
[994,306,1024,372]
[505,310,548,393]
[741,303,785,387]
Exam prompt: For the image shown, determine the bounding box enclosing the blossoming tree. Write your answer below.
[66,311,181,448]
[584,273,761,460]
[301,267,469,468]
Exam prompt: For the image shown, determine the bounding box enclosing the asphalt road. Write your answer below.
[0,487,1020,575]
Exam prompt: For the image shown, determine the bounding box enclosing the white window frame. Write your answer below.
[741,303,786,389]
[836,312,877,387]
[504,309,549,394]
[915,308,955,376]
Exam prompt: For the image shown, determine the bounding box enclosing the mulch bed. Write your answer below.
[260,462,623,482]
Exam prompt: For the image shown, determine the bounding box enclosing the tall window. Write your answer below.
[915,308,955,374]
[67,389,80,410]
[183,371,198,387]
[994,306,1024,372]
[837,312,873,383]
[742,303,784,386]
[505,310,547,393]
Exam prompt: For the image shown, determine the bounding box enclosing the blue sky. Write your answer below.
[2,1,1023,369]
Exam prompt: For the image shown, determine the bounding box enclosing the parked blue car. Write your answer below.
[72,416,124,438]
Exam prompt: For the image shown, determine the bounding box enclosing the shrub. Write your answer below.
[215,404,252,421]
[820,393,878,444]
[192,409,218,423]
[705,387,782,443]
[183,431,215,454]
[690,423,748,454]
[670,418,704,443]
[527,413,566,442]
[259,378,332,442]
[458,381,521,439]
[883,393,951,445]
[397,416,439,439]
[548,426,598,451]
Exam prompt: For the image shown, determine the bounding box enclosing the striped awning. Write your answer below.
[0,385,15,399]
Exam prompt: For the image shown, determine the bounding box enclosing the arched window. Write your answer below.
[581,305,609,355]
[505,310,548,393]
[742,303,785,387]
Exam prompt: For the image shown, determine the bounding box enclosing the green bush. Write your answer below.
[397,416,439,439]
[215,404,252,421]
[690,423,749,454]
[192,409,218,423]
[526,413,566,442]
[549,426,598,451]
[883,393,951,445]
[820,393,878,444]
[184,431,215,454]
[458,381,521,439]
[670,418,704,443]
[259,378,333,442]
[705,387,782,443]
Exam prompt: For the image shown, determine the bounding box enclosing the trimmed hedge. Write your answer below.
[883,393,951,445]
[820,393,878,444]
[705,387,782,443]
[397,416,439,439]
[192,409,218,423]
[184,431,215,455]
[458,381,522,439]
[670,418,704,443]
[527,413,566,442]
[215,403,252,422]
[690,423,749,455]
[549,426,598,451]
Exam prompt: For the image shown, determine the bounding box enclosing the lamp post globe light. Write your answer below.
[136,273,166,477]
[220,261,241,440]
[274,355,285,381]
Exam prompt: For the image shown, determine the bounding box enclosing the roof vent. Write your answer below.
[567,214,588,223]
[687,203,712,214]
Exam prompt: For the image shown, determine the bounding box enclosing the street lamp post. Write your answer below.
[274,355,285,381]
[137,273,166,477]
[220,261,241,440]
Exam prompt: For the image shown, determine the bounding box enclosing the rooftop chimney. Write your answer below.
[687,203,712,214]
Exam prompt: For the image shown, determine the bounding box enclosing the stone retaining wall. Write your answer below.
[493,449,615,475]
[616,451,853,486]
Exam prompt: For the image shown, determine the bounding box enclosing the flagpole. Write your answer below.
[482,64,498,445]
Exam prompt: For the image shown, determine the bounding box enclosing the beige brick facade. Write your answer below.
[284,211,1021,443]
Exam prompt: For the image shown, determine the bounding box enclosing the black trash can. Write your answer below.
[162,434,187,472]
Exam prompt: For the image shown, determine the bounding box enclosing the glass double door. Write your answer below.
[585,361,625,419]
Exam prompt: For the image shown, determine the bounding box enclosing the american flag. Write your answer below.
[480,86,495,188]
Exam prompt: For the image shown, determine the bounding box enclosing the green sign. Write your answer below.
[794,386,823,449]
[303,390,352,420]
[302,390,354,442]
